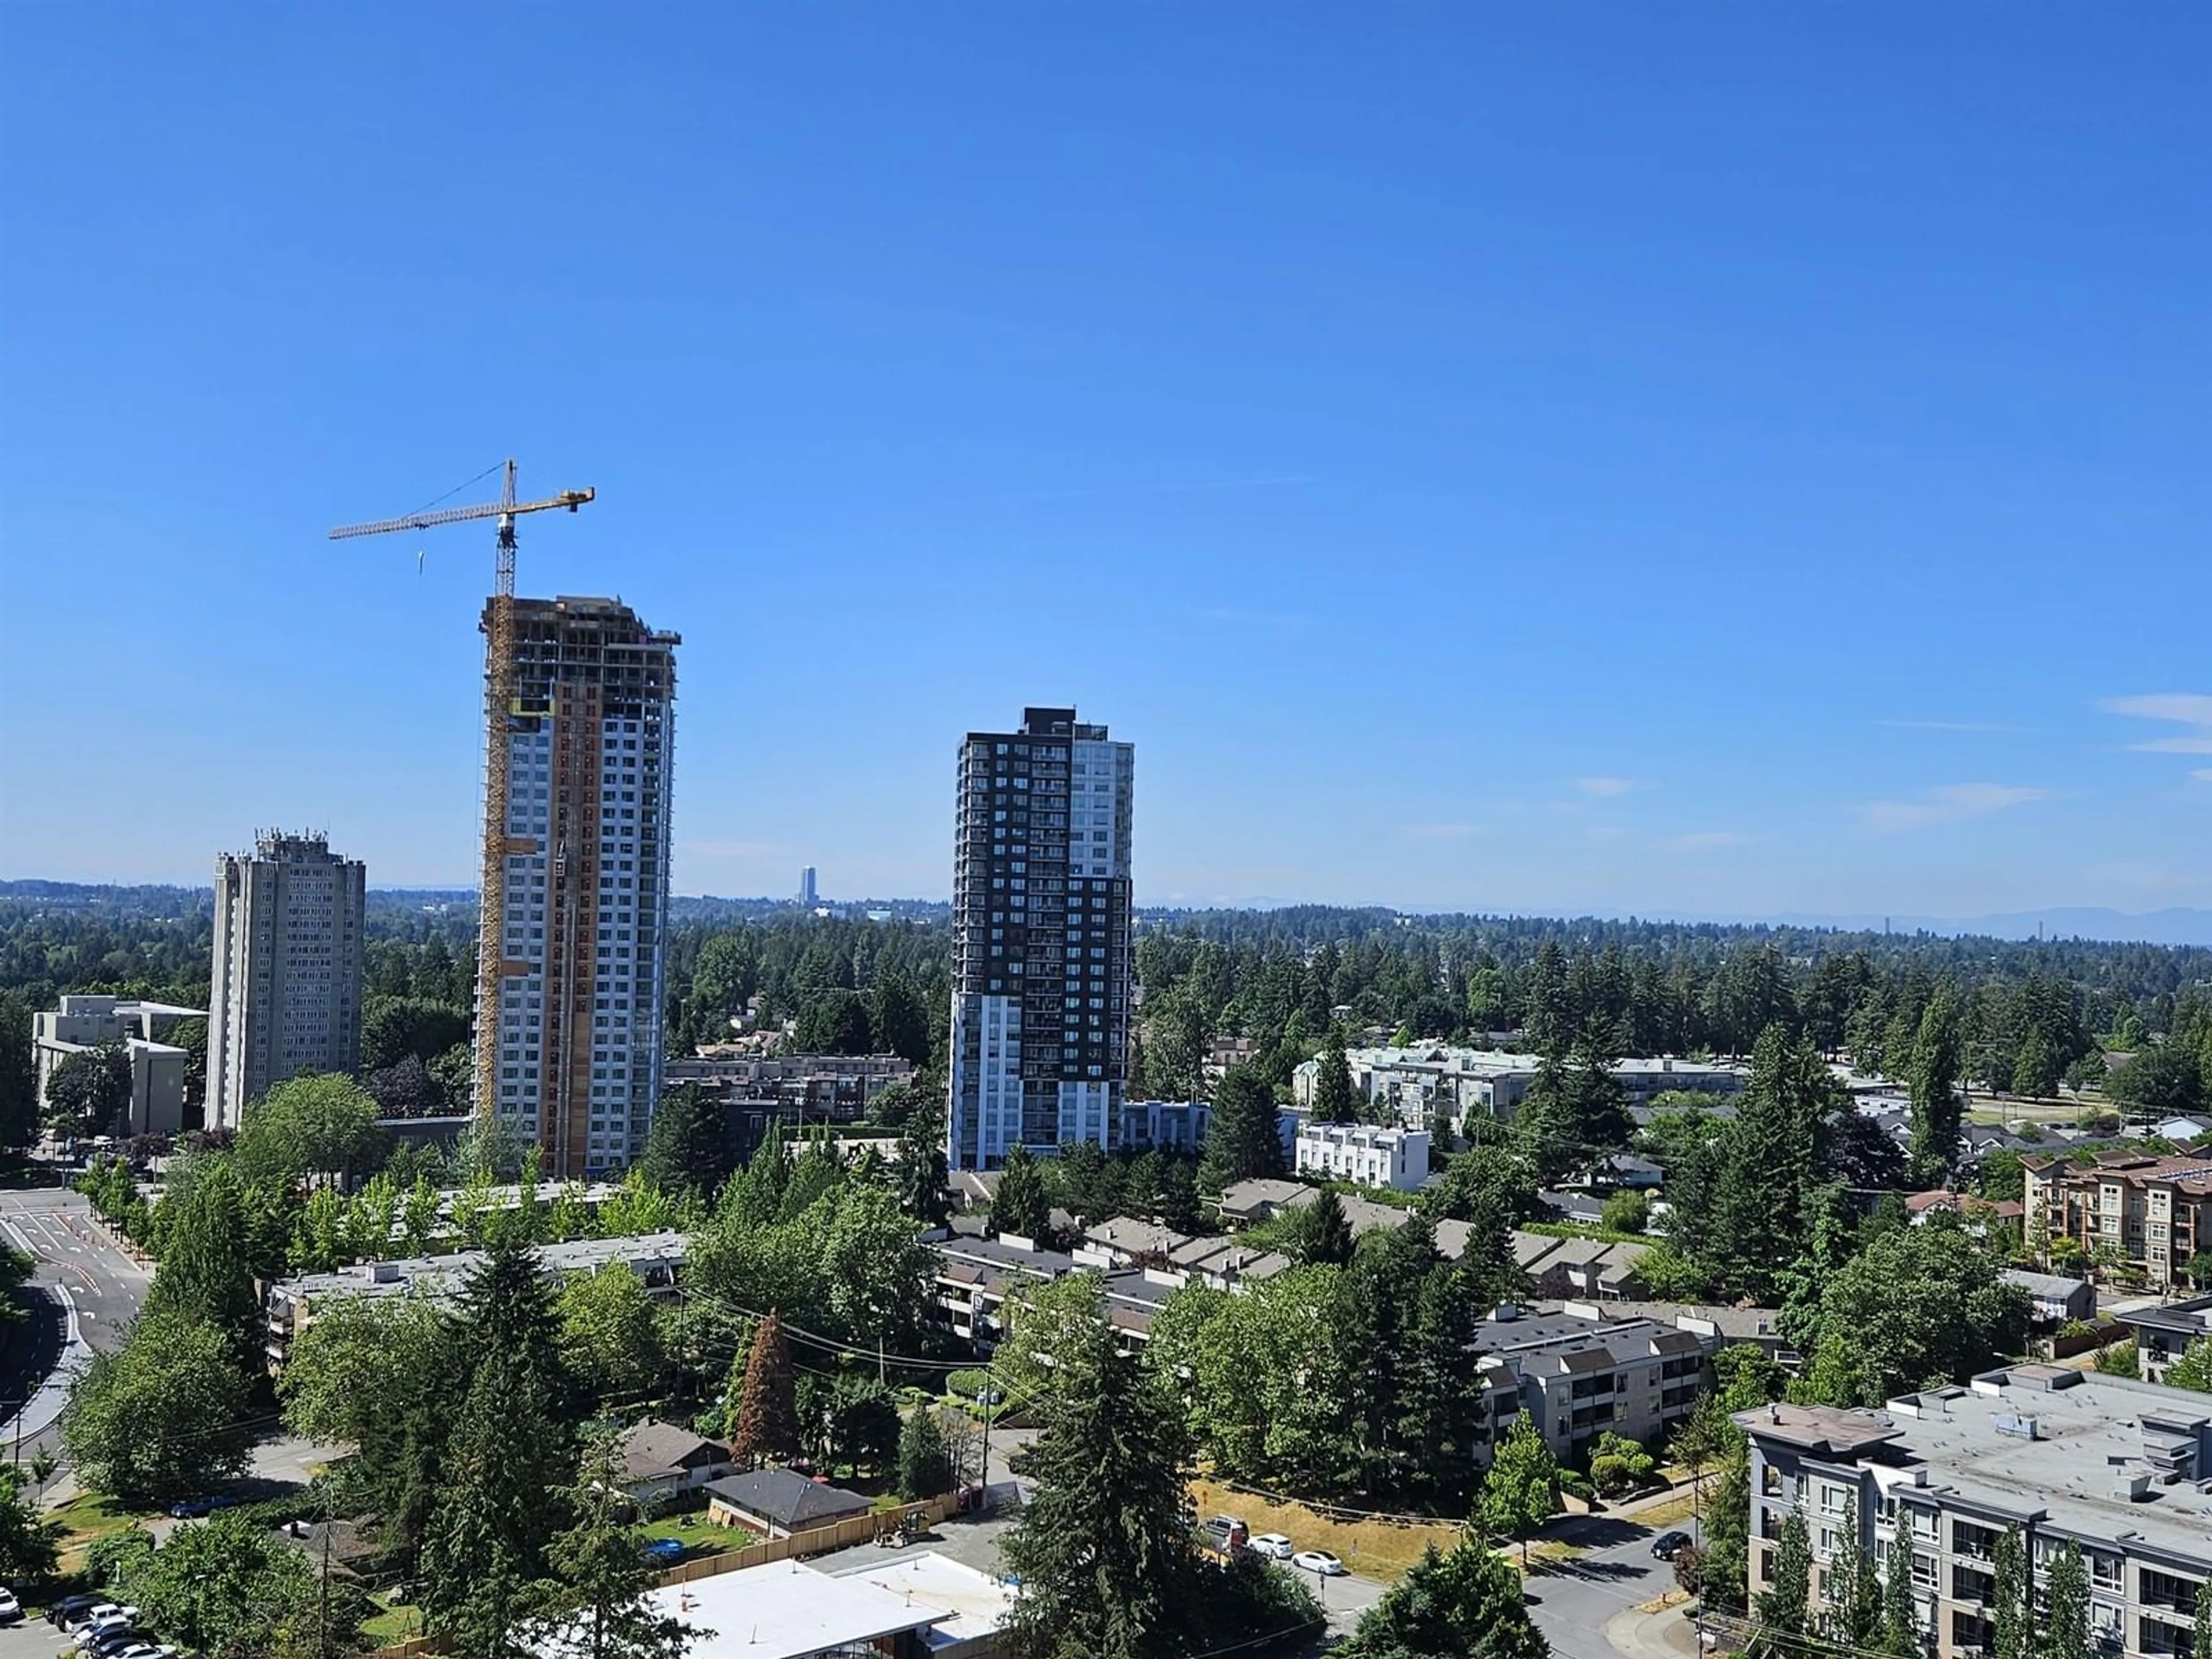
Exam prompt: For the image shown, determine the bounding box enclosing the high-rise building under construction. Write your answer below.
[480,596,679,1178]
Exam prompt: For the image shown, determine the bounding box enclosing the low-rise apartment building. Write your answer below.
[1294,1123,1431,1190]
[262,1231,688,1368]
[2023,1152,2212,1292]
[1290,1046,1742,1134]
[2131,1293,2212,1385]
[1739,1368,2211,1659]
[1474,1304,1712,1462]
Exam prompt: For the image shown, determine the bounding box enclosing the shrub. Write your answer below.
[1599,1191,1649,1235]
[946,1368,991,1400]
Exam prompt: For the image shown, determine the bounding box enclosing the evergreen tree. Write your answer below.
[1304,1187,1355,1267]
[637,1084,728,1202]
[991,1142,1052,1240]
[1908,983,1965,1184]
[1823,1497,1882,1652]
[454,1233,586,1422]
[1879,1528,1922,1658]
[894,1097,952,1227]
[1198,1063,1285,1191]
[895,1400,953,1501]
[1753,1508,1812,1657]
[1340,1536,1551,1659]
[1315,1025,1357,1124]
[2191,1584,2211,1659]
[2040,1542,2089,1659]
[1000,1318,1197,1659]
[730,1312,800,1469]
[1991,1526,2031,1659]
[529,1431,698,1659]
[421,1353,567,1652]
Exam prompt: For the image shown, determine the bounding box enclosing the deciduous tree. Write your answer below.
[62,1309,252,1505]
[1480,1415,1559,1566]
[1340,1536,1551,1659]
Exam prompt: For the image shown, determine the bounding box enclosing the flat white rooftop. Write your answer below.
[634,1558,942,1659]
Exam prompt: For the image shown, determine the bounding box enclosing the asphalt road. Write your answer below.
[1523,1509,1703,1659]
[0,1183,153,1467]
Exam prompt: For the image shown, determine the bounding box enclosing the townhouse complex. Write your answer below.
[1741,1368,2211,1659]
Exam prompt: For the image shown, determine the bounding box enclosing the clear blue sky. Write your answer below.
[3,6,2206,919]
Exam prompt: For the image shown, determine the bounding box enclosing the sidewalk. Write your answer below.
[1605,1600,1703,1659]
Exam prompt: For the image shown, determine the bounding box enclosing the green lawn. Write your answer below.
[644,1513,761,1557]
[362,1599,424,1646]
[48,1490,160,1554]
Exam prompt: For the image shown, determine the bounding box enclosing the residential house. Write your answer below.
[703,1468,874,1539]
[1738,1368,2212,1659]
[2000,1268,2096,1329]
[617,1419,734,1513]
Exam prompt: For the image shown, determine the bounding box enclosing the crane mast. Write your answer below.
[331,460,595,1126]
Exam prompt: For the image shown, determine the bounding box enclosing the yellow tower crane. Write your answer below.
[331,460,596,1120]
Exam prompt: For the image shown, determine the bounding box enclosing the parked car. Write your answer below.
[49,1594,103,1627]
[641,1538,685,1566]
[66,1604,137,1634]
[88,1626,150,1657]
[1247,1532,1294,1560]
[0,1586,22,1623]
[1650,1530,1694,1561]
[168,1495,239,1520]
[1293,1550,1347,1577]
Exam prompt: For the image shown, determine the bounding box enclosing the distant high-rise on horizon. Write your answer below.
[480,595,678,1179]
[206,830,365,1130]
[800,865,818,908]
[947,706,1134,1171]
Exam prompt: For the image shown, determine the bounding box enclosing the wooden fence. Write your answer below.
[659,1491,964,1585]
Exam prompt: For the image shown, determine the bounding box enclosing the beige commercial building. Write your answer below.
[206,830,366,1129]
[1741,1366,2210,1659]
[33,994,202,1136]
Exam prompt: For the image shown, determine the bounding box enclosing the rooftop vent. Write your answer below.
[2113,1471,2153,1503]
[1994,1414,2040,1441]
[1493,1304,1521,1322]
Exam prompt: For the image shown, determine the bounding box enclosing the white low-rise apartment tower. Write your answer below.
[1294,1122,1433,1191]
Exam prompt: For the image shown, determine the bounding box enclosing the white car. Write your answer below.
[1293,1549,1347,1577]
[1248,1532,1294,1560]
[0,1586,21,1623]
